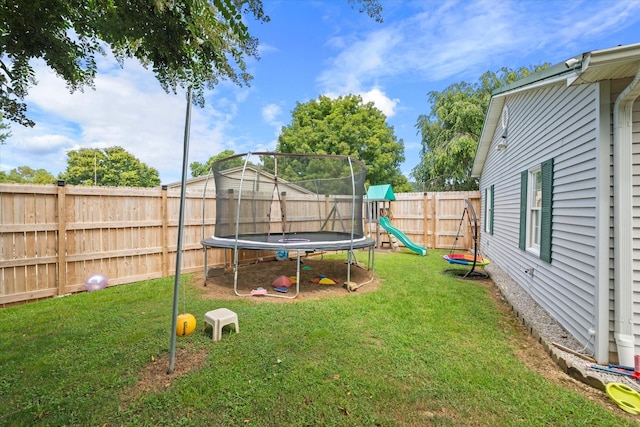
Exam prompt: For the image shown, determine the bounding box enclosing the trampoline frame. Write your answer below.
[200,152,376,299]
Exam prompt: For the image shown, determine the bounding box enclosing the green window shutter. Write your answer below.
[484,188,489,234]
[519,171,527,250]
[490,184,495,235]
[540,158,554,263]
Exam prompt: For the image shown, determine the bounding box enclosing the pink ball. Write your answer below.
[85,274,108,291]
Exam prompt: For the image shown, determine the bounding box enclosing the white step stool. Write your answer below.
[203,308,239,341]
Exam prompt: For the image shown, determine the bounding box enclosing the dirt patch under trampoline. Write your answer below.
[198,255,379,302]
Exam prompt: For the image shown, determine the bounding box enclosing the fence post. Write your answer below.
[423,192,429,248]
[280,191,287,232]
[161,185,169,277]
[56,180,67,295]
[430,193,437,249]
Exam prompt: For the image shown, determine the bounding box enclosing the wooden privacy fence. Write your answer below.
[0,183,479,306]
[390,191,481,251]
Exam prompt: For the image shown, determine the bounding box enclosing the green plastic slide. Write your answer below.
[379,217,427,256]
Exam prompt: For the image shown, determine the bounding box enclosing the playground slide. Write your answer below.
[379,217,427,256]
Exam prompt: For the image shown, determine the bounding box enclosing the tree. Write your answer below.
[0,166,55,184]
[412,65,549,191]
[190,149,241,177]
[277,94,412,192]
[0,118,9,174]
[0,0,381,128]
[59,146,160,187]
[0,117,10,142]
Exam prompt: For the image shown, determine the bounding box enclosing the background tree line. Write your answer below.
[0,146,161,186]
[411,65,548,191]
[1,1,545,191]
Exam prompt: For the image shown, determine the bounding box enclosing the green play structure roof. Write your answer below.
[366,184,395,201]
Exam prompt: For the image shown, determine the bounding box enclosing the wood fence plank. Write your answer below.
[57,183,67,295]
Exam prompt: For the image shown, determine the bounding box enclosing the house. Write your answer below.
[472,42,640,366]
[164,165,314,196]
[164,175,216,193]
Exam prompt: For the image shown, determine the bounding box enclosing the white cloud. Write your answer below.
[318,0,640,94]
[16,134,75,154]
[359,88,398,117]
[262,103,282,124]
[260,103,284,145]
[321,87,398,119]
[6,55,245,183]
[318,28,402,93]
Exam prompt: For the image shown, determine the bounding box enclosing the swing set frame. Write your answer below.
[443,199,489,279]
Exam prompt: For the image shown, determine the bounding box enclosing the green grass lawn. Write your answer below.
[0,250,634,426]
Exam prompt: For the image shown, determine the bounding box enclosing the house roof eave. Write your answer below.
[473,42,640,179]
[471,97,503,178]
[570,43,640,85]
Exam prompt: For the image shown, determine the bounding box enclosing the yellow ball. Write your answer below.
[176,313,196,337]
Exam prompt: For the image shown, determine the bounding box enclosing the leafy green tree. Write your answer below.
[0,0,381,128]
[0,166,55,184]
[59,146,160,187]
[0,117,10,142]
[0,118,9,175]
[277,94,412,192]
[0,0,267,127]
[412,65,549,191]
[190,149,243,177]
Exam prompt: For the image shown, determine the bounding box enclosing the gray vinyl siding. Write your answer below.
[479,81,599,349]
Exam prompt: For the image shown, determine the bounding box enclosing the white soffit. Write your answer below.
[572,43,640,85]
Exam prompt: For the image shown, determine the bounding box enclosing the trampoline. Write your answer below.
[201,152,376,298]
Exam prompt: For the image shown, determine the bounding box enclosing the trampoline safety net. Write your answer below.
[211,152,368,242]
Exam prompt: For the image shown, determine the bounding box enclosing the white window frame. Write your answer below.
[484,187,492,234]
[527,166,542,255]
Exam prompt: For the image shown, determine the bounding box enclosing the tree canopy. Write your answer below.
[0,166,56,184]
[190,149,242,177]
[412,65,549,191]
[0,0,382,128]
[0,117,9,142]
[59,146,160,187]
[277,94,412,192]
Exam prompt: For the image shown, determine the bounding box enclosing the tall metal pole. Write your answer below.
[168,87,193,374]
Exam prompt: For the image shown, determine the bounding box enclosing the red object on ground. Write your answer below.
[271,275,292,288]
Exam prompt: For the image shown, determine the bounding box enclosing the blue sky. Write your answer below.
[3,0,640,185]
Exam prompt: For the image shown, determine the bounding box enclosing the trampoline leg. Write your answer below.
[347,250,353,286]
[233,260,240,296]
[346,248,376,292]
[294,250,301,298]
[264,250,300,299]
[350,250,359,266]
[203,247,208,286]
[271,250,300,299]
